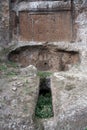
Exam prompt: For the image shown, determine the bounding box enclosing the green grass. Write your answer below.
[6,71,17,77]
[35,93,53,118]
[0,62,19,77]
[37,71,52,79]
[36,71,53,118]
[0,61,18,72]
[7,61,18,68]
[0,65,7,71]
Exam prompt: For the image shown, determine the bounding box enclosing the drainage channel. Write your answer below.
[35,76,54,119]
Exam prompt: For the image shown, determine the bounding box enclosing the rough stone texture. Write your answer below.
[8,45,79,71]
[11,0,73,42]
[76,11,87,43]
[0,65,39,130]
[1,0,87,130]
[0,0,10,46]
[51,71,87,130]
[19,12,73,42]
[20,65,37,76]
[13,1,71,12]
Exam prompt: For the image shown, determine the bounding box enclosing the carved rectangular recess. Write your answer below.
[19,11,73,42]
[11,0,74,42]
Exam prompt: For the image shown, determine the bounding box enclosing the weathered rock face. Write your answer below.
[0,0,10,46]
[51,71,87,130]
[8,45,80,71]
[0,65,39,130]
[76,11,87,43]
[20,65,37,76]
[19,11,73,42]
[0,0,87,46]
[1,0,87,130]
[11,0,74,42]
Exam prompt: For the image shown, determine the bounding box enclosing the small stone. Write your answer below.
[12,87,17,91]
[17,81,23,87]
[20,65,37,77]
[11,76,18,81]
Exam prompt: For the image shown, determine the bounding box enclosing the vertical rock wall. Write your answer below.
[0,0,87,47]
[0,0,10,46]
[1,1,87,130]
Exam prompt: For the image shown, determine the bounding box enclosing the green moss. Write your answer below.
[35,93,53,118]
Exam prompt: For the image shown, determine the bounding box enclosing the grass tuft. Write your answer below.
[35,93,53,118]
[37,71,52,79]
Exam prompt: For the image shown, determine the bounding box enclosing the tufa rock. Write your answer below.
[20,65,37,77]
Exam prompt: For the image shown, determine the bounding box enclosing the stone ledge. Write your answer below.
[13,1,71,14]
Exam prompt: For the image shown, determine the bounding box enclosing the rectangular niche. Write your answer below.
[11,0,74,42]
[35,77,54,118]
[19,11,73,42]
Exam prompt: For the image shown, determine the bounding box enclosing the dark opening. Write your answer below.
[35,78,53,118]
[44,62,47,65]
[8,46,80,72]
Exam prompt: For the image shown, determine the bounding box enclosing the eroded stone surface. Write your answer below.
[18,12,73,42]
[8,45,80,72]
[0,0,10,46]
[51,71,87,130]
[1,0,87,130]
[0,65,39,130]
[20,65,37,76]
